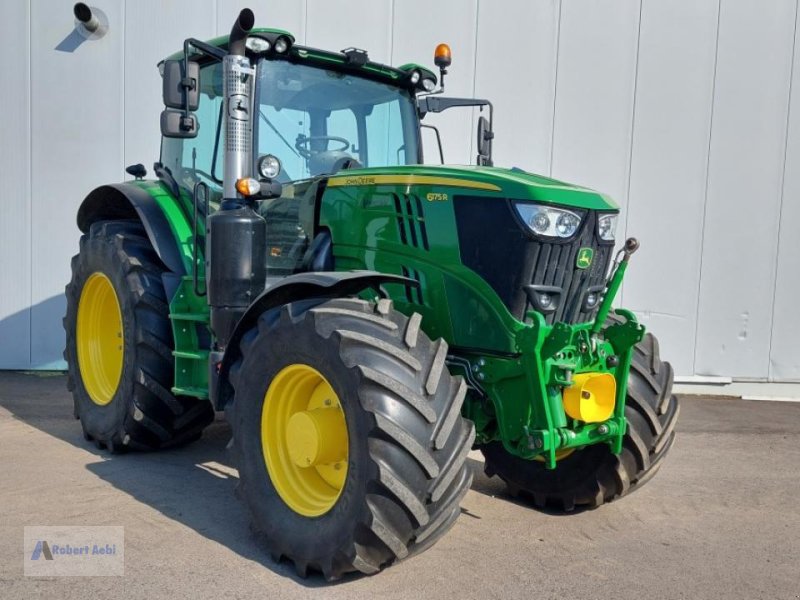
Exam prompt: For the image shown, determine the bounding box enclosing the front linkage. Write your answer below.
[459,238,644,469]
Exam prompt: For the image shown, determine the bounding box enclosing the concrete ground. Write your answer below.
[0,372,798,600]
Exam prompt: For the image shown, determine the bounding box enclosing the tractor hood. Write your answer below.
[325,165,618,211]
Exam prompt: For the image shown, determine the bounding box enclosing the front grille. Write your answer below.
[454,196,614,325]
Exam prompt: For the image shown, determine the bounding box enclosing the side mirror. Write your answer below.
[476,115,493,166]
[162,59,199,110]
[160,109,198,138]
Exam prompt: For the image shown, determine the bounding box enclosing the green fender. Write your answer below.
[213,271,415,410]
[76,181,196,278]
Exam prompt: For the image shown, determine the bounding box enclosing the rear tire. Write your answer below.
[63,219,214,451]
[481,329,680,511]
[229,298,475,579]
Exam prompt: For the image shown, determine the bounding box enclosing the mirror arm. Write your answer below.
[180,38,228,130]
[417,96,492,116]
[185,38,227,61]
[485,101,494,166]
[416,97,495,166]
[181,40,194,129]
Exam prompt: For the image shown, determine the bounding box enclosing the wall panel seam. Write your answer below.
[767,0,800,381]
[302,0,308,44]
[469,0,481,162]
[691,0,723,376]
[28,0,33,368]
[619,0,643,308]
[547,0,562,178]
[389,0,395,65]
[122,0,127,181]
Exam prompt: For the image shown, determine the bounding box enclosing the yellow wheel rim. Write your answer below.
[262,364,349,517]
[76,272,124,406]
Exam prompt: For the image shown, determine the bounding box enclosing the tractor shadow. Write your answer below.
[466,457,596,516]
[0,371,577,586]
[0,371,361,587]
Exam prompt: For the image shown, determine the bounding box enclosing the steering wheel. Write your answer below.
[294,135,350,159]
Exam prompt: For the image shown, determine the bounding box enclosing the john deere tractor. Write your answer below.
[64,8,679,579]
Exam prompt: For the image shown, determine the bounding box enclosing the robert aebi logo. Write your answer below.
[25,525,124,576]
[30,539,117,560]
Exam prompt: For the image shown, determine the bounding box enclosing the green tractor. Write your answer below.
[64,8,679,579]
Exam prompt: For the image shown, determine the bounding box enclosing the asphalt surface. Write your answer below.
[1,371,798,600]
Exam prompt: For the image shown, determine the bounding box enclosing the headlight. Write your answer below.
[246,37,271,53]
[513,203,583,239]
[597,213,618,241]
[257,154,282,179]
[421,77,436,92]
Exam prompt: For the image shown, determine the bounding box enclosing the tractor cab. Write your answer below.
[160,42,425,188]
[158,28,489,279]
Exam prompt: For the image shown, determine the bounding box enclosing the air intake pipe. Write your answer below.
[207,8,267,349]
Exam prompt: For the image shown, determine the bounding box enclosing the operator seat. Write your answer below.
[308,151,362,177]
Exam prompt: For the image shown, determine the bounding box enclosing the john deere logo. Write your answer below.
[576,247,594,269]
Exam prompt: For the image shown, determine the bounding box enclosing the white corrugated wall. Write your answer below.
[1,0,798,385]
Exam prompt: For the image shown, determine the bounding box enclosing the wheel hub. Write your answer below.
[261,364,349,517]
[286,408,347,468]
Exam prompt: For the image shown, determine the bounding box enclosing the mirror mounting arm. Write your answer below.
[180,38,226,125]
[417,97,494,166]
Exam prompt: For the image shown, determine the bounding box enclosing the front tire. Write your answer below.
[481,330,680,511]
[64,220,214,451]
[229,298,475,579]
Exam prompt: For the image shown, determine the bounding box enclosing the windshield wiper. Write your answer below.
[259,110,301,159]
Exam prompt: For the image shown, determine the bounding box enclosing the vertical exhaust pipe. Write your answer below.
[222,8,256,199]
[207,8,267,350]
[228,8,255,56]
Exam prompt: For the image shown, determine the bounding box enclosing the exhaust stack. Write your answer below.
[207,8,266,350]
[222,8,256,199]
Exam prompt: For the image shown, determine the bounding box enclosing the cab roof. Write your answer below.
[164,28,436,91]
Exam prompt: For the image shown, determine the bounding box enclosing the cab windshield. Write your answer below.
[255,59,421,181]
